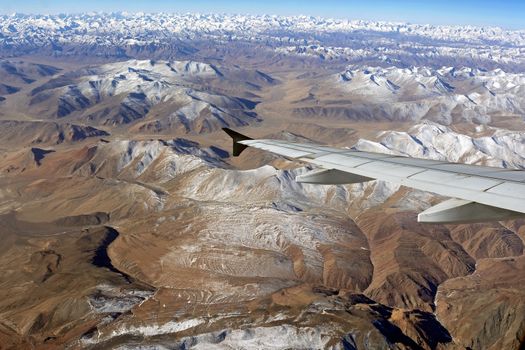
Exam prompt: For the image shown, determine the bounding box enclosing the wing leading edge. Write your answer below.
[223,128,525,224]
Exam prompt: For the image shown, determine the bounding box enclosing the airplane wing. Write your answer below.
[223,128,525,224]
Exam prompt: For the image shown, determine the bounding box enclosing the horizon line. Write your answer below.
[1,11,524,31]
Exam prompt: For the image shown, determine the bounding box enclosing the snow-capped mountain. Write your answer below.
[356,121,525,168]
[2,13,524,46]
[26,59,272,132]
[324,66,525,124]
[1,13,525,69]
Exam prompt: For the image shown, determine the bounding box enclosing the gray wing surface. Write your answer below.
[223,128,525,223]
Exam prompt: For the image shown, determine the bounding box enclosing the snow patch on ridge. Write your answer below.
[356,121,525,168]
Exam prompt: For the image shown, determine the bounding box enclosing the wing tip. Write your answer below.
[222,128,252,157]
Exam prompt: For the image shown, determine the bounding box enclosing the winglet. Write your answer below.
[222,128,253,157]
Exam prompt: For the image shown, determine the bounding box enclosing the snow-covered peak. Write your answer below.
[27,59,262,131]
[332,65,525,124]
[75,138,228,181]
[99,60,221,78]
[73,59,221,101]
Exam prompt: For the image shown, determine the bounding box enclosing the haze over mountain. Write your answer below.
[0,11,524,350]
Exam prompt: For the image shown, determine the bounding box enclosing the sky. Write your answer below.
[1,0,524,29]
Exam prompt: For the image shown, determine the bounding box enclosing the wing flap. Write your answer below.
[418,198,524,224]
[296,168,373,184]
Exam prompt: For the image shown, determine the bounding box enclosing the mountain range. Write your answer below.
[2,13,525,70]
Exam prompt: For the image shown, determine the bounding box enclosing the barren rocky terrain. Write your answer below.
[0,13,525,350]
